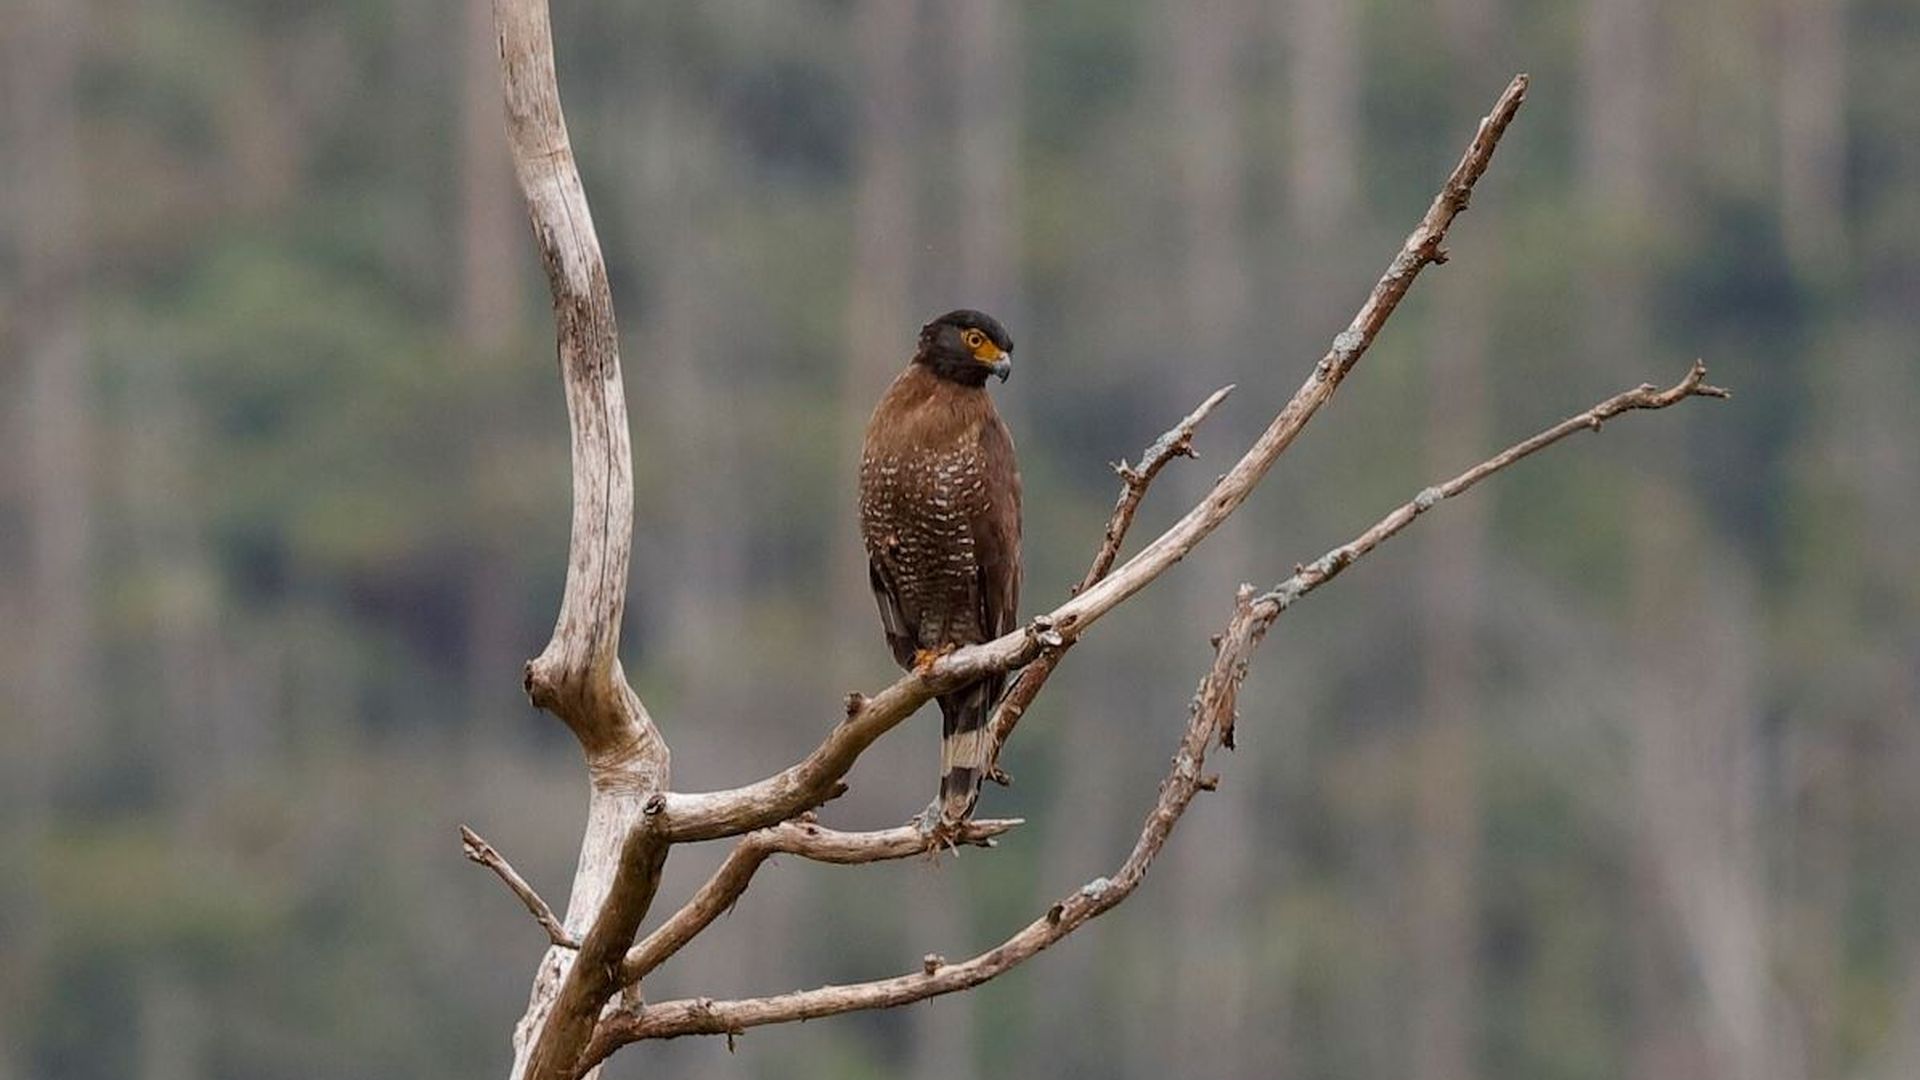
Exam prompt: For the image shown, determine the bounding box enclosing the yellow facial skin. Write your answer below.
[961,328,1011,369]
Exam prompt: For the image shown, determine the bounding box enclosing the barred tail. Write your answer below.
[937,680,994,825]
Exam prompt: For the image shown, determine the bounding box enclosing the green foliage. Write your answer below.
[6,1,1914,1077]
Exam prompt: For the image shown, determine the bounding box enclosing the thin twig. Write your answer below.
[620,817,1022,985]
[984,384,1234,785]
[1227,360,1728,745]
[1084,385,1238,591]
[575,359,1726,1058]
[657,73,1534,846]
[462,825,580,950]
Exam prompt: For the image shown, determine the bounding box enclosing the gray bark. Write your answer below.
[490,4,672,1077]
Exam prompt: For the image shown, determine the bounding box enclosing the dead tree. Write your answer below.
[466,5,1728,1078]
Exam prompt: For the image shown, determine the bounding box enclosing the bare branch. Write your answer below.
[658,636,1045,842]
[523,814,670,1080]
[1028,73,1532,638]
[491,1,671,1076]
[585,686,1231,1052]
[987,384,1235,784]
[1228,360,1727,745]
[1083,384,1238,592]
[493,0,664,771]
[462,825,579,950]
[577,359,1725,1060]
[621,817,1021,986]
[659,73,1533,844]
[752,816,1021,864]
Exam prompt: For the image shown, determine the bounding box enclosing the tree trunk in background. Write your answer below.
[1409,9,1499,1079]
[459,0,521,360]
[1888,658,1920,1080]
[1807,320,1920,1080]
[835,0,921,685]
[388,0,446,288]
[2,4,90,1074]
[1277,0,1364,375]
[118,347,224,1075]
[1780,712,1850,1080]
[952,0,1019,324]
[1629,496,1804,1080]
[616,25,801,1080]
[1276,14,1361,1062]
[638,83,749,738]
[1583,0,1660,225]
[1409,228,1492,1080]
[460,0,529,750]
[1580,2,1682,1075]
[1283,0,1358,237]
[1585,4,1802,1075]
[1776,0,1848,277]
[219,29,298,216]
[12,0,93,795]
[136,963,204,1080]
[1163,4,1258,1078]
[1028,666,1137,1077]
[120,351,218,822]
[1685,0,1772,202]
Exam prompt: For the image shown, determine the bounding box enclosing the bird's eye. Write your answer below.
[962,330,985,349]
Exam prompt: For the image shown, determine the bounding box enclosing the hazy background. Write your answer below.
[4,1,1916,1078]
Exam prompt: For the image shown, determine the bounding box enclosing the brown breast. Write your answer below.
[859,365,1002,648]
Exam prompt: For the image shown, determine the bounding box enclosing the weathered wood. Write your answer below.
[656,75,1534,844]
[621,817,1023,985]
[521,817,668,1080]
[471,36,1724,1076]
[462,826,579,950]
[579,360,1726,1060]
[489,2,668,1078]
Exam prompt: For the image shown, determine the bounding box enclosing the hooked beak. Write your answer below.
[987,351,1013,382]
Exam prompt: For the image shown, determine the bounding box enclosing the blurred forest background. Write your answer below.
[3,1,1916,1078]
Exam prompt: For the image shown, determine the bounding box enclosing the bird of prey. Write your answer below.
[859,309,1022,828]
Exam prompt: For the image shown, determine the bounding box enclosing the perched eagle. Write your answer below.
[859,309,1022,827]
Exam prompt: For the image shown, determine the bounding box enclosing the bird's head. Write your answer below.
[915,309,1014,387]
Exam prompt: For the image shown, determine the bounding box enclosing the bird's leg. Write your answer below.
[913,799,942,836]
[911,644,956,675]
[912,800,962,856]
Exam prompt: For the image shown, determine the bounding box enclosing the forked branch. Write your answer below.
[621,817,1022,985]
[521,817,669,1080]
[1216,360,1728,747]
[985,384,1235,784]
[579,360,1725,1059]
[482,28,1685,1080]
[655,73,1534,845]
[1084,384,1239,591]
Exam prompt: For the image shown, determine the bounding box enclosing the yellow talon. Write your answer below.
[912,644,955,674]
